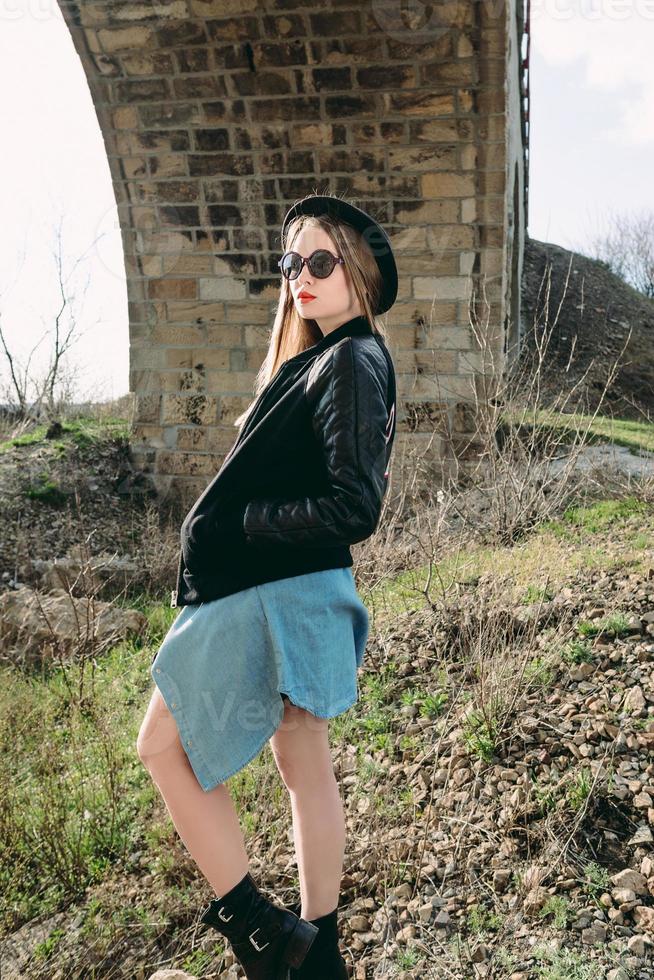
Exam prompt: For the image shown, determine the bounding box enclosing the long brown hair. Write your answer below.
[233,203,391,431]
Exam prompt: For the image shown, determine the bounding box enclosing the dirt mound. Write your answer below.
[0,422,181,598]
[520,236,654,420]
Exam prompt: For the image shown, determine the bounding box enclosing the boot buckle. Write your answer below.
[217,905,233,922]
[248,927,269,951]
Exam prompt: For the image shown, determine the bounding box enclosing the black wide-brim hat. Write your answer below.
[280,194,398,315]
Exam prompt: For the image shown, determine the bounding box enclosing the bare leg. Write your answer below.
[270,696,345,920]
[136,684,249,896]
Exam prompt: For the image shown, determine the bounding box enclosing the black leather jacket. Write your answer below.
[171,314,397,607]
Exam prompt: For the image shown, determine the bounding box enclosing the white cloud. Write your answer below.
[531,0,654,144]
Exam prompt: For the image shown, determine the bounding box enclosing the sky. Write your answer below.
[528,0,654,249]
[0,0,652,403]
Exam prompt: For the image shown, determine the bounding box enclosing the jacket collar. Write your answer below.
[293,314,374,363]
[316,314,374,349]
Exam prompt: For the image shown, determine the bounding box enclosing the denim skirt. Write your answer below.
[150,567,369,792]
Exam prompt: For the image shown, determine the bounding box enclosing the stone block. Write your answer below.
[130,346,166,370]
[409,118,461,143]
[98,26,154,53]
[385,92,455,117]
[199,277,247,301]
[148,278,197,300]
[385,34,453,62]
[112,106,138,130]
[121,51,175,76]
[311,67,353,92]
[395,252,459,277]
[422,172,476,198]
[401,400,451,433]
[292,123,346,147]
[324,94,377,119]
[413,275,472,300]
[421,60,474,86]
[461,197,477,222]
[132,424,166,448]
[219,395,252,424]
[356,65,415,89]
[204,324,245,345]
[115,78,171,102]
[140,103,203,129]
[151,323,205,347]
[160,370,205,393]
[156,450,221,476]
[134,394,161,423]
[423,326,472,349]
[129,368,162,392]
[161,394,218,426]
[206,426,241,453]
[388,145,458,172]
[395,200,460,225]
[190,0,259,14]
[205,370,256,393]
[394,350,457,375]
[176,426,210,452]
[310,10,362,34]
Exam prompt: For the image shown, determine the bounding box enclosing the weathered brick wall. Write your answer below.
[57,0,527,510]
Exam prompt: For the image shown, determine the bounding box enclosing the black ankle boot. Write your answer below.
[199,872,319,979]
[285,901,348,979]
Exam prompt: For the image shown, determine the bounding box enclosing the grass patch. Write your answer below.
[370,497,654,620]
[532,941,614,978]
[23,472,68,506]
[0,415,131,455]
[0,606,170,934]
[544,496,650,535]
[539,895,572,929]
[466,902,503,935]
[577,612,633,639]
[500,409,654,455]
[520,584,555,604]
[462,710,498,763]
[560,639,594,665]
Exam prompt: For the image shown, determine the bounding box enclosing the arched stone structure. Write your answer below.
[57,0,529,509]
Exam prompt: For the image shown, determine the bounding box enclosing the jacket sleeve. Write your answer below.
[242,338,392,548]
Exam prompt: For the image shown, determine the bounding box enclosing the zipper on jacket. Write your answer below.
[171,551,184,607]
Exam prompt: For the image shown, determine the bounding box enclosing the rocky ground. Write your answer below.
[2,502,654,979]
[0,417,181,604]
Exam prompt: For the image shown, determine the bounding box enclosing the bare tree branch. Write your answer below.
[0,214,106,423]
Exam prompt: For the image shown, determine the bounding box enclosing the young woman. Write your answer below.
[137,193,398,979]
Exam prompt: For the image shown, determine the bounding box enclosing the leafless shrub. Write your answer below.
[356,262,650,620]
[447,263,630,542]
[582,206,654,298]
[131,498,182,599]
[0,215,104,424]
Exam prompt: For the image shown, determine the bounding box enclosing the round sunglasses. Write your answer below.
[278,249,345,281]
